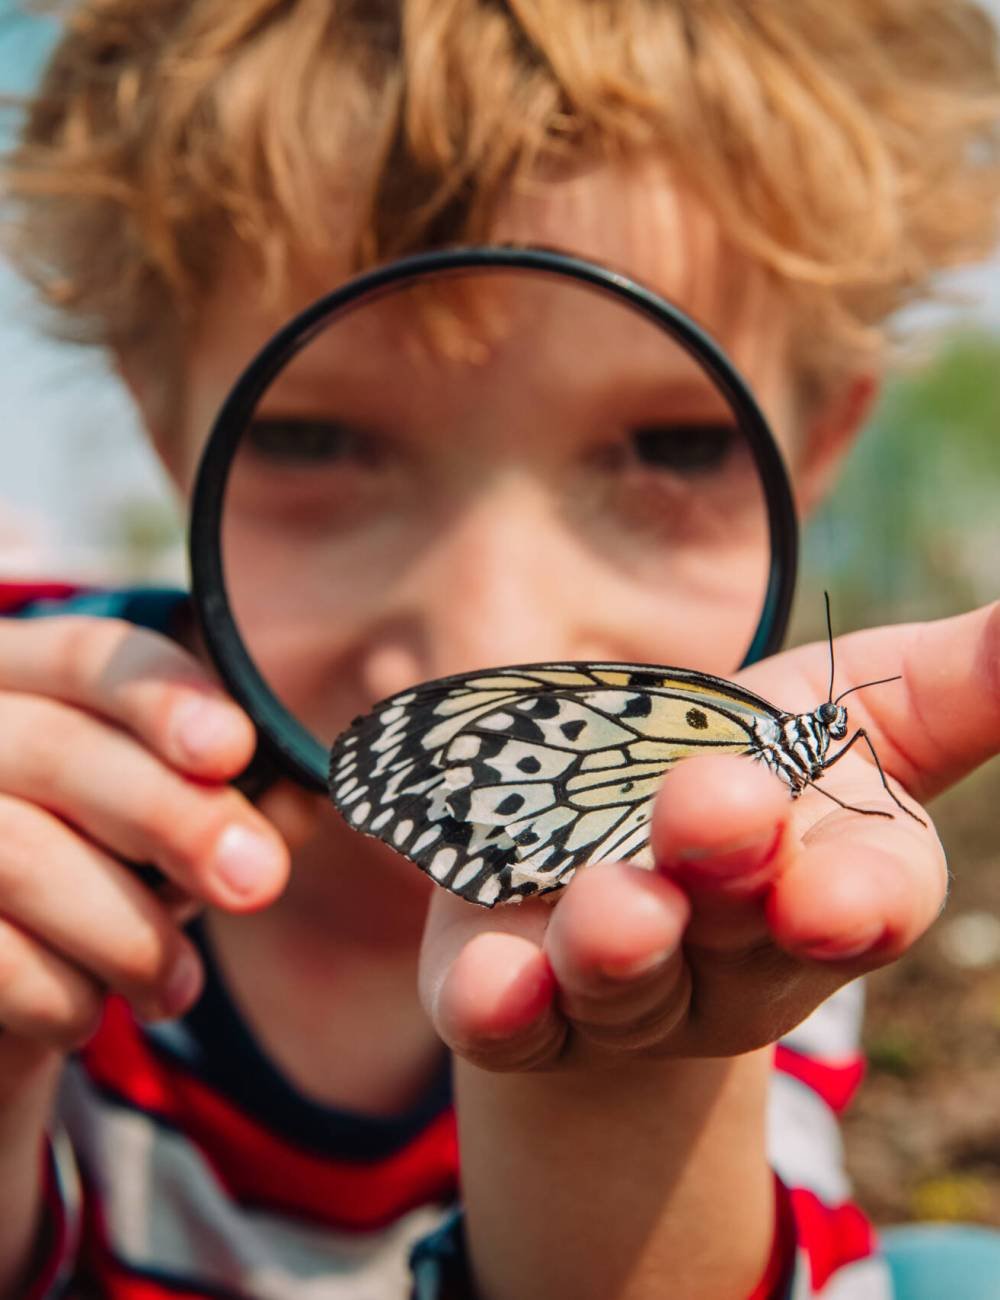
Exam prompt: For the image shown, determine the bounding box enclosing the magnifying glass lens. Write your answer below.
[218,265,774,755]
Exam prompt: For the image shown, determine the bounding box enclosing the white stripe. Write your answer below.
[58,1065,448,1299]
[818,1254,892,1298]
[766,1071,851,1204]
[788,1248,814,1300]
[45,1124,84,1293]
[781,981,865,1061]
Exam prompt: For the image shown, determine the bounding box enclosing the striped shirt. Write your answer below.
[3,582,892,1299]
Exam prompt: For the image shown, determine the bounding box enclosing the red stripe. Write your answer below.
[82,998,459,1231]
[745,1174,796,1300]
[0,581,82,614]
[80,1273,210,1300]
[23,1142,70,1300]
[790,1186,876,1291]
[774,1044,865,1114]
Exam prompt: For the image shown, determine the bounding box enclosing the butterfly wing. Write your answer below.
[329,663,775,907]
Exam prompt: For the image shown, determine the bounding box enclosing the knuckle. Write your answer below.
[0,803,85,922]
[140,786,241,879]
[451,1029,565,1074]
[127,774,204,852]
[41,985,104,1051]
[53,616,125,693]
[0,800,47,894]
[0,935,23,992]
[113,925,174,994]
[6,968,104,1052]
[571,972,691,1053]
[8,696,80,790]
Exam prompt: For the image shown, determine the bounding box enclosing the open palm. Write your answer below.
[417,602,999,1068]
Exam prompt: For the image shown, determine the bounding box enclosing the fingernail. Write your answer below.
[676,825,783,872]
[802,928,884,962]
[172,696,244,763]
[600,949,670,981]
[212,825,284,900]
[163,949,203,1016]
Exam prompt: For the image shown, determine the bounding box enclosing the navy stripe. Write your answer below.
[12,586,189,635]
[152,917,453,1162]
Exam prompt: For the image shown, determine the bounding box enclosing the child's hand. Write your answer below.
[418,602,998,1070]
[0,617,289,1074]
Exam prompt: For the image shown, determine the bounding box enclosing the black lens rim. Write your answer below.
[189,245,799,792]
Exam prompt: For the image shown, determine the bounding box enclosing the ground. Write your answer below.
[843,760,1000,1228]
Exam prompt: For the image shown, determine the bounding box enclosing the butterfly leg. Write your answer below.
[805,779,893,820]
[821,729,927,826]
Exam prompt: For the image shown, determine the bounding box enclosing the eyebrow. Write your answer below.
[261,360,734,407]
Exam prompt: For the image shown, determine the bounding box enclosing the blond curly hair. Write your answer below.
[4,0,1000,410]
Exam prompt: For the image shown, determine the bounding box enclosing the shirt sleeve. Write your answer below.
[408,1175,888,1300]
[771,983,893,1298]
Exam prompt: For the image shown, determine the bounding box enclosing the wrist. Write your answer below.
[455,1048,776,1300]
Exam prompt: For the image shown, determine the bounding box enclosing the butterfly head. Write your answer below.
[816,700,848,740]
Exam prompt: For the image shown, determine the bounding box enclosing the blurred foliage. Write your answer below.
[102,498,183,580]
[795,329,1000,638]
[823,327,1000,1226]
[865,1028,929,1079]
[911,1176,994,1224]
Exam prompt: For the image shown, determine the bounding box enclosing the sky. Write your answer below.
[1,2,1000,582]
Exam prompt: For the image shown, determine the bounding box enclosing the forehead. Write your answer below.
[494,160,787,364]
[191,160,789,367]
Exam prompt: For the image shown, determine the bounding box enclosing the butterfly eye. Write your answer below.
[631,423,737,475]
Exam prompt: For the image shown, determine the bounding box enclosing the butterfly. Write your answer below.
[328,610,924,908]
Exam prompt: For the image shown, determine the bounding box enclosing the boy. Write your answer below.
[2,2,1000,1296]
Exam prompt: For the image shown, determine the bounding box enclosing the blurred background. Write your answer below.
[1,1,999,1230]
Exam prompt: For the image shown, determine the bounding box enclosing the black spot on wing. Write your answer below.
[446,787,473,821]
[520,695,561,720]
[482,713,548,744]
[621,694,653,719]
[561,719,586,742]
[686,708,709,730]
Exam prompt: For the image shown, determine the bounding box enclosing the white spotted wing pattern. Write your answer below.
[327,662,806,907]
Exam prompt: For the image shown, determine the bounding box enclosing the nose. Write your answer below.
[361,474,618,697]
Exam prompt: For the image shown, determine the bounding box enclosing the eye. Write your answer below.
[245,418,378,466]
[630,423,738,475]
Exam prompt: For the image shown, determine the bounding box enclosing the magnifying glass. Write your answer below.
[189,246,798,896]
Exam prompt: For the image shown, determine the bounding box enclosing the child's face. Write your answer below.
[161,163,851,753]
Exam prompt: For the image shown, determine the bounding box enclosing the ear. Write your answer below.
[795,374,880,517]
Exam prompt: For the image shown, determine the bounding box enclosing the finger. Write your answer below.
[0,693,289,910]
[420,891,565,1071]
[544,862,691,1053]
[257,783,325,854]
[0,794,204,1019]
[766,806,946,964]
[0,616,255,780]
[0,913,105,1052]
[821,600,1000,803]
[651,754,793,952]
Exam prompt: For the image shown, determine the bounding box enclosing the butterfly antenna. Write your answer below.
[833,674,903,705]
[824,591,835,703]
